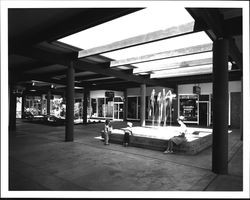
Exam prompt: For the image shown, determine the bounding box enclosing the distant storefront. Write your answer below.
[18,81,241,127]
[178,81,241,127]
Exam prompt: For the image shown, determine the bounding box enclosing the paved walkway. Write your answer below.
[8,120,243,196]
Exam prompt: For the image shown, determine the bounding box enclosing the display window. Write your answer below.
[98,98,105,117]
[25,96,42,116]
[90,97,123,119]
[127,97,138,119]
[179,94,198,123]
[16,97,22,118]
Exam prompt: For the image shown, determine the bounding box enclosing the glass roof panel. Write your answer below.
[58,6,194,50]
[132,51,212,74]
[102,31,212,60]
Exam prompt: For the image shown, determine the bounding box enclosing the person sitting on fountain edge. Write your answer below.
[164,116,187,154]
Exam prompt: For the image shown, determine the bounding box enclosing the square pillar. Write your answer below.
[83,87,89,125]
[47,90,51,115]
[9,85,16,131]
[212,38,229,174]
[123,89,127,122]
[140,84,146,127]
[65,61,75,142]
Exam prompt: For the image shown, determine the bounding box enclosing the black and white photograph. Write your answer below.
[1,0,249,199]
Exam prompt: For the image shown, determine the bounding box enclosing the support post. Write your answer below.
[212,38,229,174]
[65,61,75,142]
[9,86,16,131]
[21,93,26,119]
[123,89,127,122]
[140,84,146,127]
[240,76,243,141]
[47,90,51,115]
[83,87,89,125]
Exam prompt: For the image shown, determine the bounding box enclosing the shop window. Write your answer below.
[91,98,97,117]
[179,95,198,122]
[16,97,22,118]
[74,98,82,119]
[98,98,105,117]
[106,99,113,118]
[127,97,137,119]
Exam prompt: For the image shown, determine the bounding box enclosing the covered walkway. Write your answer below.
[9,120,242,193]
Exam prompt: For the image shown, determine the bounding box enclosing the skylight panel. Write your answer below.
[102,31,212,60]
[132,52,213,74]
[58,6,194,50]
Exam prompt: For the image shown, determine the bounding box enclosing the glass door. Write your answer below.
[114,103,124,120]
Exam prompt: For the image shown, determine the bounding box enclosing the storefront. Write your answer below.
[178,81,241,127]
[179,94,211,126]
[89,90,124,120]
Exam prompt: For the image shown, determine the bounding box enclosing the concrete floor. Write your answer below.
[8,119,243,196]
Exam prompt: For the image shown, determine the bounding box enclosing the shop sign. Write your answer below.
[193,86,201,95]
[105,91,114,98]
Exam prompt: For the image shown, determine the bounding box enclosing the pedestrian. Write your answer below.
[104,119,112,145]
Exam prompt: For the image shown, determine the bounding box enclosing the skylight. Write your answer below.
[104,32,212,61]
[58,6,194,50]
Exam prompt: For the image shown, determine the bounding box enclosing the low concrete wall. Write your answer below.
[109,131,212,155]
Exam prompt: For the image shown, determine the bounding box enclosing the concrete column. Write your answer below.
[140,84,146,127]
[65,61,75,142]
[212,38,229,174]
[240,76,243,141]
[9,86,16,131]
[123,89,127,121]
[21,93,26,119]
[172,86,178,125]
[83,87,89,125]
[47,90,51,115]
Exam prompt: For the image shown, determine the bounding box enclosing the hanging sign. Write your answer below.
[193,86,201,95]
[105,91,114,98]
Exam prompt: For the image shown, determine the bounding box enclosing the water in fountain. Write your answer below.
[149,88,176,127]
[149,89,155,126]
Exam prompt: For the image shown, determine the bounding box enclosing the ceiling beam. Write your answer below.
[78,21,197,58]
[12,46,168,87]
[133,57,212,74]
[110,43,212,68]
[75,60,165,86]
[150,64,212,79]
[159,70,242,85]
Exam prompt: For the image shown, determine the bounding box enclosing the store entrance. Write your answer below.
[114,103,123,120]
[199,102,208,126]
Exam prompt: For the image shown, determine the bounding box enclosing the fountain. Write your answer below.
[108,88,214,154]
[149,89,155,126]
